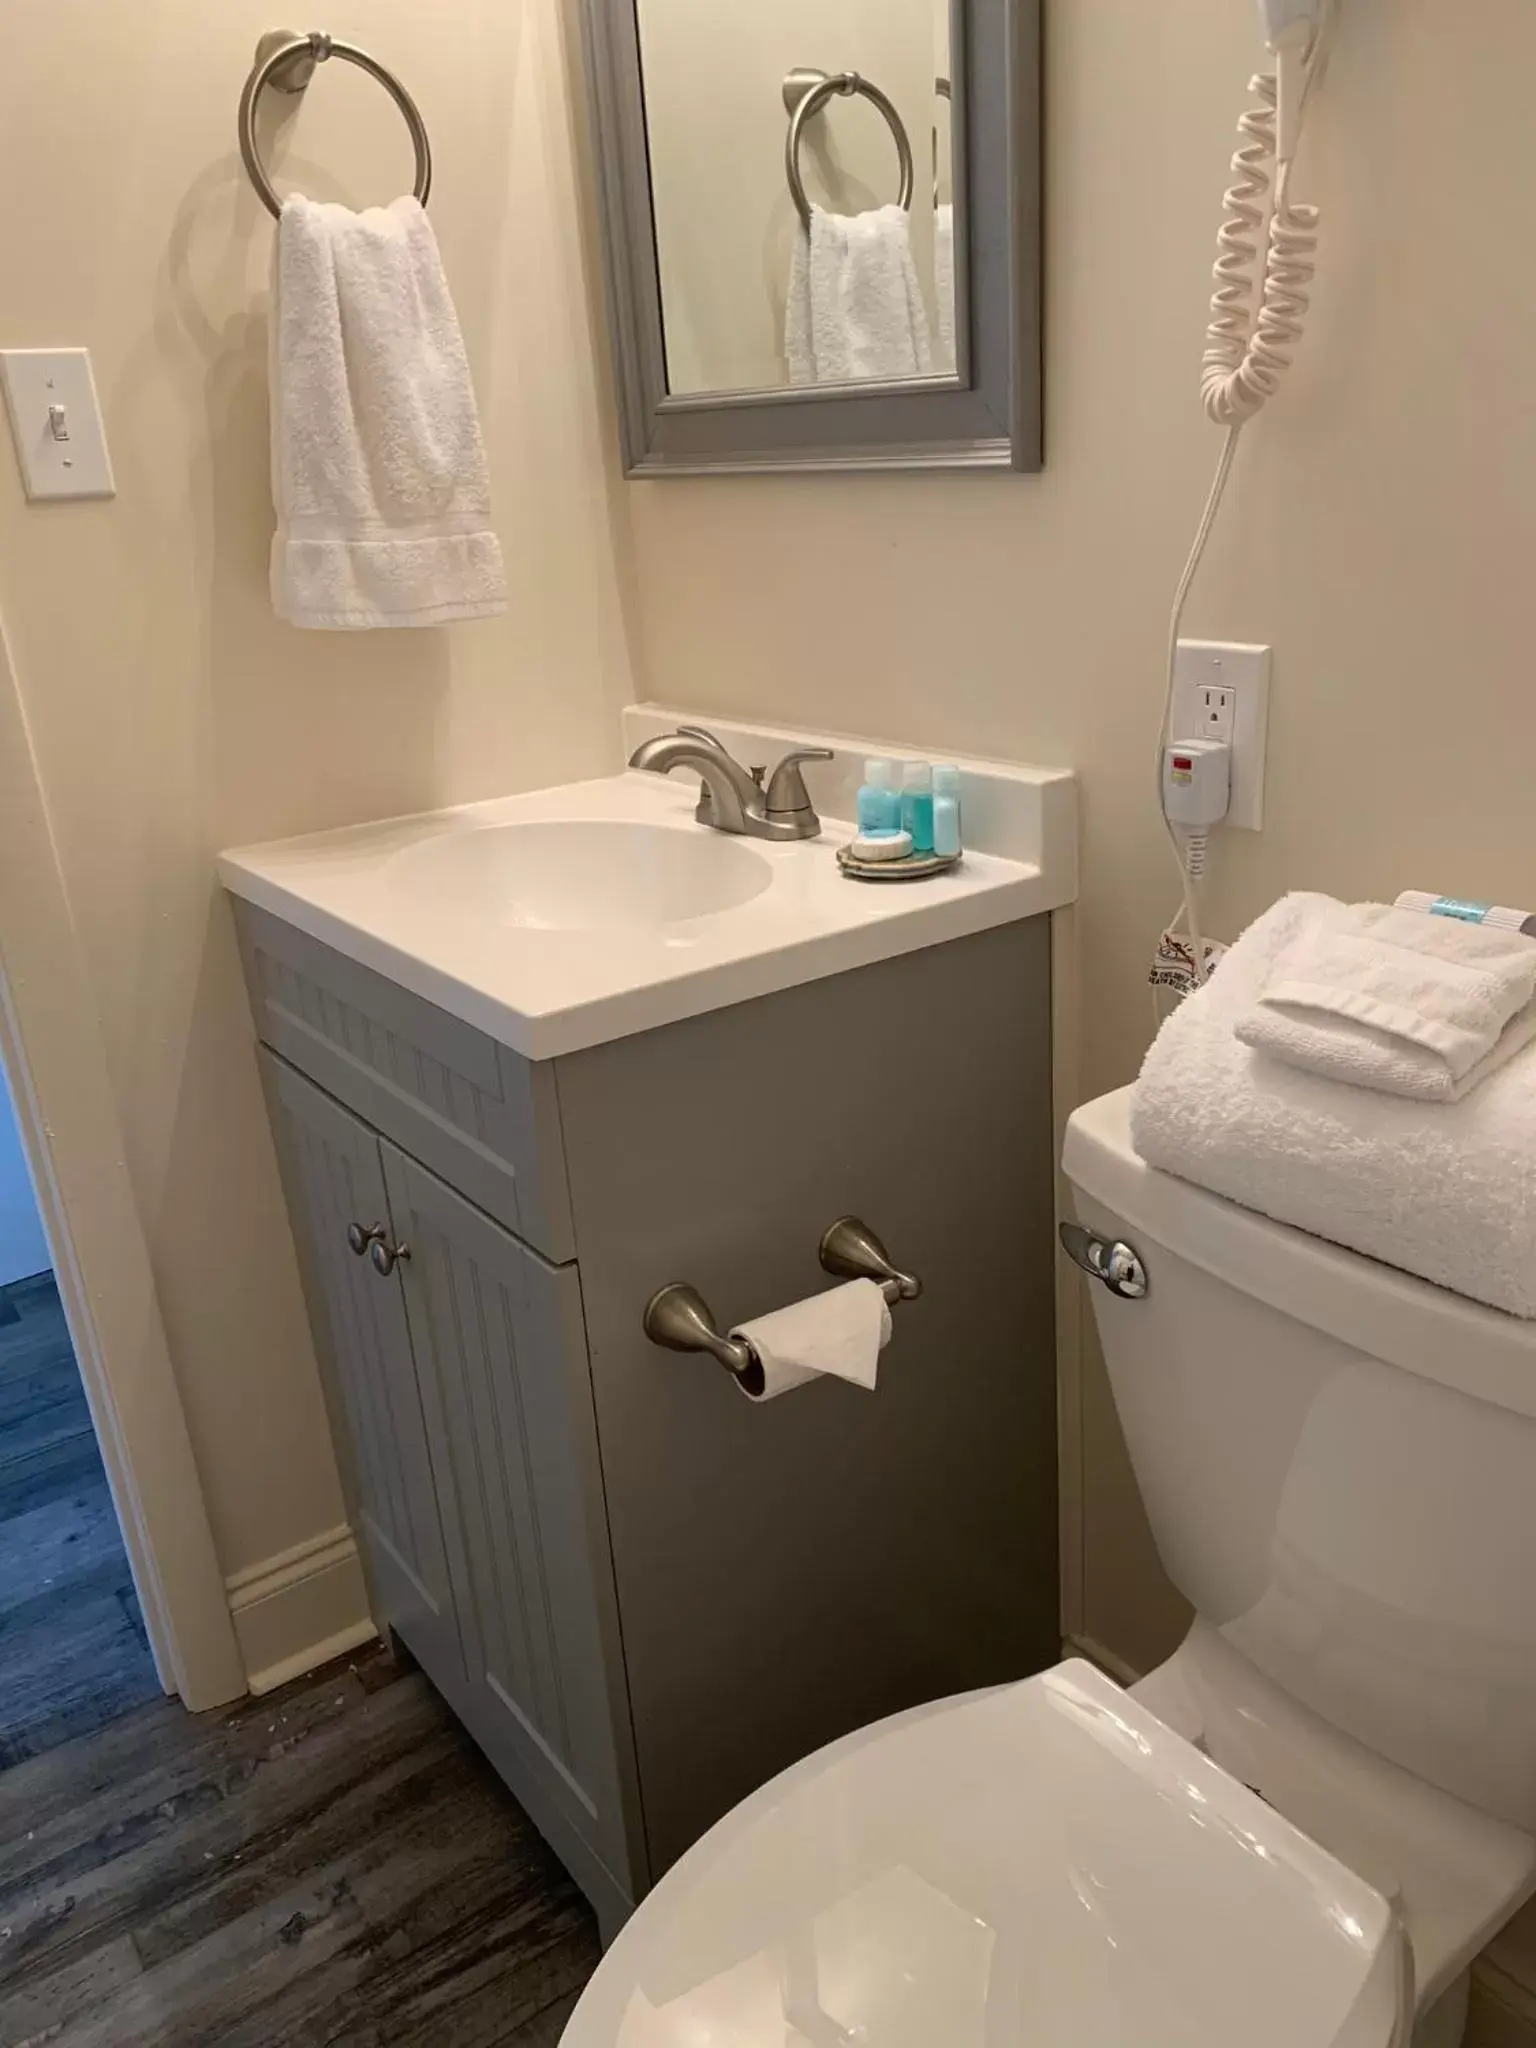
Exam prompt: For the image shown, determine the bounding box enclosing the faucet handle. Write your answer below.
[765,748,834,821]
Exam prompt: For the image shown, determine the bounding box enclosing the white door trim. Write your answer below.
[0,610,244,1711]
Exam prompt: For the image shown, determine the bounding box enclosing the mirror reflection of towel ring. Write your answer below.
[784,71,915,233]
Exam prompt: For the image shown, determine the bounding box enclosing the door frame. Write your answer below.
[0,609,244,1711]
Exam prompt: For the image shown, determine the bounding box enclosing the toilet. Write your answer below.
[561,1086,1536,2048]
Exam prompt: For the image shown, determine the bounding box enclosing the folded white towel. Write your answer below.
[270,196,507,630]
[1132,892,1536,1319]
[1235,900,1536,1101]
[786,204,934,387]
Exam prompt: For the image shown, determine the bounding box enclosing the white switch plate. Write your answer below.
[0,349,116,502]
[1172,639,1271,831]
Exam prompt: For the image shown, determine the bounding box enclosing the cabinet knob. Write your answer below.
[369,1237,411,1278]
[347,1222,386,1258]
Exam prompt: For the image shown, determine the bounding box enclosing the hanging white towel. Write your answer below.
[1234,899,1536,1102]
[933,201,957,373]
[270,196,507,630]
[786,204,934,387]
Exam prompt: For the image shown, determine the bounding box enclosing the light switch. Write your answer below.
[0,349,116,501]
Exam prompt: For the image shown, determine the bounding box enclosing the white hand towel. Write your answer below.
[270,196,507,631]
[1234,900,1536,1101]
[786,205,935,387]
[731,1280,893,1403]
[933,201,957,373]
[1132,892,1536,1319]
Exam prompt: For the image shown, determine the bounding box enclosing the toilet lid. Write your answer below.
[563,1661,1404,2048]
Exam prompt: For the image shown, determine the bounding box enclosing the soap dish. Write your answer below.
[837,845,963,883]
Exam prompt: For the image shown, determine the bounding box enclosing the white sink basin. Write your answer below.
[386,819,774,932]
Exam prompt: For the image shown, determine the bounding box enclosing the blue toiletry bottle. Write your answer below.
[857,759,901,834]
[900,762,935,854]
[932,763,962,858]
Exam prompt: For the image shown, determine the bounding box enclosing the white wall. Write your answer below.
[617,0,1536,1671]
[636,0,952,392]
[0,1065,49,1289]
[0,0,634,1665]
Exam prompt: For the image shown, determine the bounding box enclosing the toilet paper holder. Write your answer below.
[643,1216,922,1389]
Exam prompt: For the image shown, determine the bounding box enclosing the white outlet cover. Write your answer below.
[0,348,116,502]
[1172,639,1271,831]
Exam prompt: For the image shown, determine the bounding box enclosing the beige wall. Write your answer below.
[3,0,1533,1696]
[636,0,953,392]
[0,0,633,1598]
[618,0,1536,1670]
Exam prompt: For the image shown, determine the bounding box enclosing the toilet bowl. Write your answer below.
[562,1086,1536,2047]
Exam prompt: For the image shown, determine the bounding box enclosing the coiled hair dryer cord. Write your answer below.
[1203,72,1322,425]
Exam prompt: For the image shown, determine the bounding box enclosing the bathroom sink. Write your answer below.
[219,710,1076,1059]
[386,819,773,932]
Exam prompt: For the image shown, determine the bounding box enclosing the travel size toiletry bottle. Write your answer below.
[900,762,935,854]
[857,759,901,834]
[932,763,962,858]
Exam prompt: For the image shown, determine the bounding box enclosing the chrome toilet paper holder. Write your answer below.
[643,1216,922,1391]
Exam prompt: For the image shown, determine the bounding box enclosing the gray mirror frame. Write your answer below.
[579,0,1041,477]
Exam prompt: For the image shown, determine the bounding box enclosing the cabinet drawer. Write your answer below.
[235,901,573,1262]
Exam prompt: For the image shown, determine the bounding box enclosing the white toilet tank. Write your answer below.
[1064,1088,1536,1836]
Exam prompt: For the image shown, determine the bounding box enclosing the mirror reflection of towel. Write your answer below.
[785,204,934,386]
[933,202,957,373]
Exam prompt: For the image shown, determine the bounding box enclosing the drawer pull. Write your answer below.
[369,1236,412,1278]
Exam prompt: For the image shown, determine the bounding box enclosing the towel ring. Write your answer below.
[238,30,433,221]
[785,70,915,233]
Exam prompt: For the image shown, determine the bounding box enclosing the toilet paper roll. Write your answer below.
[730,1279,893,1403]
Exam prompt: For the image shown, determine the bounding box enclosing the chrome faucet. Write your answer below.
[627,726,833,843]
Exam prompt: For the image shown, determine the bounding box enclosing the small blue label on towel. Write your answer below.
[1429,897,1493,923]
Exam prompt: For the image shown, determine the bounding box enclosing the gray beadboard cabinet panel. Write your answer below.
[380,1142,643,1907]
[552,918,1058,1875]
[239,905,1058,1933]
[261,1053,464,1687]
[236,902,574,1262]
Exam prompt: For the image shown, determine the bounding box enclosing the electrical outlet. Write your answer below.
[1197,685,1236,742]
[1172,640,1271,831]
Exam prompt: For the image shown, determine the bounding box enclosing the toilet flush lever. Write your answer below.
[1060,1222,1149,1300]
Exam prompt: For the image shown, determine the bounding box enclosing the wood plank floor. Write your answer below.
[0,1275,161,1768]
[0,1641,601,2044]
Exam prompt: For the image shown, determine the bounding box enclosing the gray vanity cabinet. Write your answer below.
[237,896,1058,1943]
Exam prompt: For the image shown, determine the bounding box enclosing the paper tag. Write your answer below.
[1150,927,1228,997]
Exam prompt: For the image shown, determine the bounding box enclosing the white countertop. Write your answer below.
[219,712,1076,1062]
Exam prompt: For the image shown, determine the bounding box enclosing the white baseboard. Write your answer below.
[225,1524,377,1696]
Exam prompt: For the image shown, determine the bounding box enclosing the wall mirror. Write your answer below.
[579,0,1040,475]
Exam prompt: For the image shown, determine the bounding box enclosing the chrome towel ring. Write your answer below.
[784,70,915,233]
[237,29,433,221]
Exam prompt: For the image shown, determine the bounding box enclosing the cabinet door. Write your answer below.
[262,1053,462,1684]
[380,1142,637,1891]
